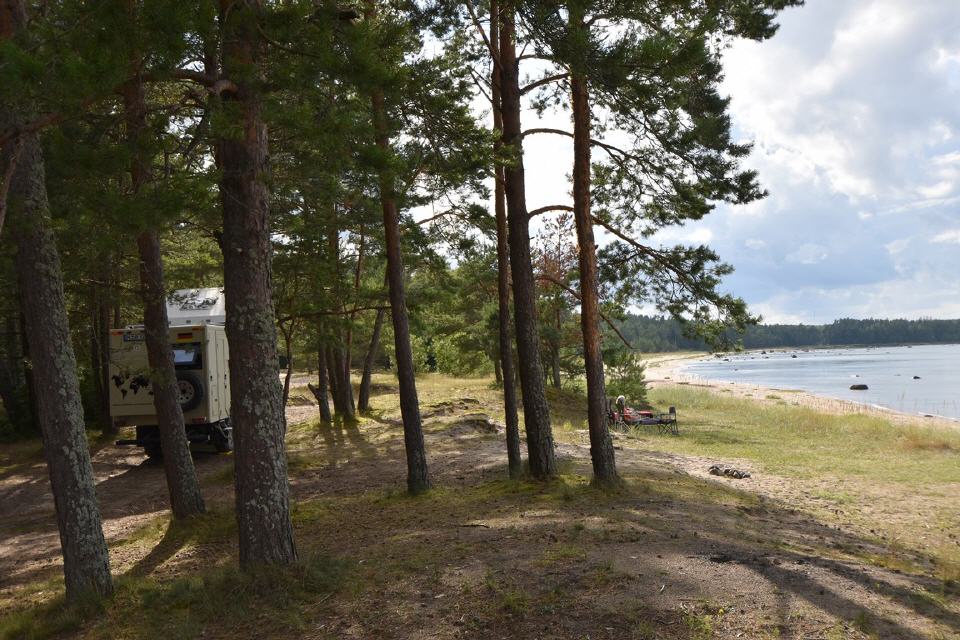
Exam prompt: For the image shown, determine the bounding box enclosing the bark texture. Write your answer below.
[218,0,297,566]
[332,346,355,420]
[7,137,114,600]
[88,268,113,434]
[490,0,522,478]
[1,0,113,602]
[498,4,556,479]
[315,345,332,423]
[371,86,431,494]
[569,31,618,485]
[136,231,207,516]
[325,345,344,416]
[357,306,384,413]
[123,50,206,517]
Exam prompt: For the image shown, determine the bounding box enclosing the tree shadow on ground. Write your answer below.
[303,417,382,470]
[295,452,958,640]
[126,509,235,579]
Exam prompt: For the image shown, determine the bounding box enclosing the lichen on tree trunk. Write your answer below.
[217,0,297,566]
[6,131,114,601]
[1,0,113,602]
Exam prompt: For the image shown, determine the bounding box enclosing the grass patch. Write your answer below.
[0,438,44,477]
[539,543,587,566]
[483,572,531,617]
[1,554,348,640]
[203,463,235,486]
[0,589,105,640]
[639,387,960,485]
[117,509,237,552]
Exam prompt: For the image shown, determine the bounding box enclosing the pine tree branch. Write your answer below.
[536,273,632,349]
[520,72,568,95]
[277,305,391,324]
[589,214,699,294]
[464,0,501,72]
[521,127,638,162]
[467,66,493,104]
[0,105,89,150]
[529,204,573,217]
[0,69,236,150]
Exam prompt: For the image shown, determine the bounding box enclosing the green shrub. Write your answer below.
[605,354,647,407]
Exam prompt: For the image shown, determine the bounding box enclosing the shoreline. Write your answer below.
[643,352,960,430]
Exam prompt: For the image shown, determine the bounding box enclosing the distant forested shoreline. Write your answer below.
[617,316,960,352]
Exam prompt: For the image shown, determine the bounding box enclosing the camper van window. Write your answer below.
[172,343,203,369]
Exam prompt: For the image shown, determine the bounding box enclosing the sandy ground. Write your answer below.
[0,374,957,639]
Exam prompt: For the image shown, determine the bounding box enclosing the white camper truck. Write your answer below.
[111,288,233,458]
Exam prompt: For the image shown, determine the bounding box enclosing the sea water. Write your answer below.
[682,344,960,420]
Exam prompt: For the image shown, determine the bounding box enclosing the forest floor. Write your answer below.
[1,368,959,640]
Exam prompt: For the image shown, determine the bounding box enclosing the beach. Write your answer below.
[644,351,960,431]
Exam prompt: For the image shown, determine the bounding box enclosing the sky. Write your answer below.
[518,0,960,324]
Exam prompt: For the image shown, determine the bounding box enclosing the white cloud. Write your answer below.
[931,229,960,244]
[501,0,960,323]
[700,0,960,322]
[786,243,828,265]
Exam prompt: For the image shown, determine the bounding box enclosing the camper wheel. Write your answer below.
[176,371,204,412]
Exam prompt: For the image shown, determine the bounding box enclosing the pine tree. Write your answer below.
[489,0,523,478]
[121,2,205,518]
[496,1,557,479]
[215,0,297,566]
[0,0,114,601]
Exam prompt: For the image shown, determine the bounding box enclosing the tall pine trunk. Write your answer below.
[333,345,355,420]
[123,51,205,518]
[357,306,384,413]
[280,322,295,414]
[490,0,522,478]
[316,344,332,423]
[371,85,431,494]
[218,0,296,566]
[88,271,112,434]
[325,344,344,416]
[551,348,562,389]
[569,9,617,485]
[1,0,113,602]
[137,231,208,515]
[498,3,556,479]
